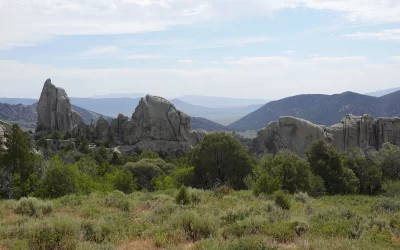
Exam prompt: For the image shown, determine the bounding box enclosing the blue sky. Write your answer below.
[0,0,399,99]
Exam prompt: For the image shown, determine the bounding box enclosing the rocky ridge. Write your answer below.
[253,115,400,156]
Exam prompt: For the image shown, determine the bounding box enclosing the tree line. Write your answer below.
[1,124,400,199]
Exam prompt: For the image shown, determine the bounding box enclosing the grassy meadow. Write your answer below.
[1,189,400,250]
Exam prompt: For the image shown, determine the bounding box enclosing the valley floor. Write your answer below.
[1,190,400,250]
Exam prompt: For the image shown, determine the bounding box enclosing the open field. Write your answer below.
[1,190,400,250]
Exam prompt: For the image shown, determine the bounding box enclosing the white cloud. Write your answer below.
[301,0,400,23]
[124,54,166,59]
[342,29,400,41]
[1,56,399,100]
[389,56,400,62]
[178,59,199,64]
[69,46,120,59]
[283,50,297,54]
[183,36,273,50]
[1,0,400,49]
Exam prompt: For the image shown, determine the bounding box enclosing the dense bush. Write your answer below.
[343,148,382,194]
[14,197,53,217]
[257,152,312,193]
[274,190,291,210]
[176,185,191,205]
[25,215,79,250]
[124,158,175,190]
[114,170,136,194]
[307,140,359,195]
[189,133,255,190]
[170,210,218,241]
[376,143,400,180]
[252,173,280,196]
[40,155,79,198]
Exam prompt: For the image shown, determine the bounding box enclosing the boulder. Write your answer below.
[0,120,11,151]
[252,114,400,156]
[36,79,82,132]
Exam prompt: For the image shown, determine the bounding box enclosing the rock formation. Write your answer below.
[252,115,400,156]
[111,114,128,144]
[120,95,202,155]
[95,116,111,141]
[73,95,206,155]
[0,121,12,151]
[36,79,82,132]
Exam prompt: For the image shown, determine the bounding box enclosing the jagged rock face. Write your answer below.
[123,95,191,144]
[95,117,110,141]
[111,114,129,144]
[37,79,82,132]
[252,115,400,156]
[71,110,84,125]
[121,95,194,155]
[0,121,11,151]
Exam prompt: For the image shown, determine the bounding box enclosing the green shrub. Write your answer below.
[221,209,253,224]
[171,210,218,241]
[189,133,255,189]
[152,175,175,190]
[222,216,268,238]
[58,195,83,207]
[176,185,191,205]
[252,173,280,196]
[26,215,79,250]
[229,236,273,250]
[214,185,233,197]
[139,150,160,160]
[294,192,310,204]
[383,181,400,197]
[40,155,79,198]
[310,208,366,238]
[308,174,326,197]
[81,221,114,243]
[173,167,195,187]
[124,158,175,190]
[258,152,313,194]
[274,190,291,210]
[373,198,400,213]
[14,197,53,217]
[104,191,131,212]
[114,170,136,194]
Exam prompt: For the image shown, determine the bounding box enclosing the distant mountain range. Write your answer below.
[365,87,400,97]
[91,93,145,99]
[0,97,262,125]
[175,95,269,108]
[229,90,400,131]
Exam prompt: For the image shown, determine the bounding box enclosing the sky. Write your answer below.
[0,0,400,99]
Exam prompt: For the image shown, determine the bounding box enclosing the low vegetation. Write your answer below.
[1,124,400,249]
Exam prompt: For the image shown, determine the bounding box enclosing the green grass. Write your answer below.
[1,190,400,249]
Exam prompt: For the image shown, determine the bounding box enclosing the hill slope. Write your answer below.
[365,87,400,97]
[0,102,112,130]
[171,99,263,125]
[176,95,269,108]
[229,91,400,131]
[190,117,231,132]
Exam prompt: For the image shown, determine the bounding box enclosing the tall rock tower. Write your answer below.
[36,79,74,132]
